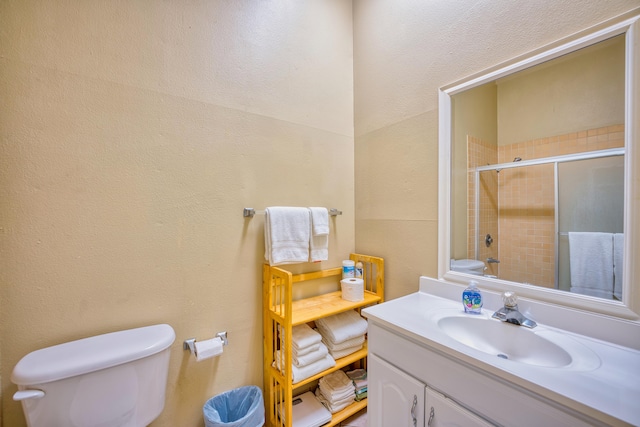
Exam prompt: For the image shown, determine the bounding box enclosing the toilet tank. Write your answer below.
[11,324,175,427]
[450,259,486,275]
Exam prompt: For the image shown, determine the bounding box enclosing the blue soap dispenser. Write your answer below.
[462,280,483,314]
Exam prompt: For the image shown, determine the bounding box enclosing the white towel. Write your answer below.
[293,342,320,357]
[327,343,364,360]
[319,370,352,394]
[315,310,368,344]
[291,323,322,351]
[613,233,624,300]
[292,343,329,367]
[309,207,329,235]
[321,334,365,352]
[315,387,353,414]
[274,351,336,384]
[309,207,329,262]
[264,207,310,265]
[568,232,614,299]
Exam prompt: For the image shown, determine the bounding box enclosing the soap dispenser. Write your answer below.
[462,280,483,314]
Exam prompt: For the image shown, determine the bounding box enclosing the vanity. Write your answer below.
[362,277,640,427]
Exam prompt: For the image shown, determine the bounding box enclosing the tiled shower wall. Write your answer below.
[467,125,624,288]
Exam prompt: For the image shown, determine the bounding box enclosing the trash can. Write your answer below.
[203,385,265,427]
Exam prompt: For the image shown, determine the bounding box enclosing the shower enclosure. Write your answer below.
[471,148,624,293]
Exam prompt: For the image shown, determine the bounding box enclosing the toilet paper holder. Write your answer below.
[183,331,228,355]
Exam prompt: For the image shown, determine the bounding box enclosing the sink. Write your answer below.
[437,315,573,367]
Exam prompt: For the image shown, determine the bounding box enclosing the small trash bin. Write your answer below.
[203,385,265,427]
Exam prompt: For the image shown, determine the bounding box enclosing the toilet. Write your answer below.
[450,259,486,276]
[11,324,175,427]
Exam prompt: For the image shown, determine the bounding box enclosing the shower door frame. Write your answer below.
[473,147,625,288]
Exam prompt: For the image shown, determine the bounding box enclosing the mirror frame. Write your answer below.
[438,11,640,320]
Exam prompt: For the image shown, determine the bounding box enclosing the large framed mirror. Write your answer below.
[438,12,640,319]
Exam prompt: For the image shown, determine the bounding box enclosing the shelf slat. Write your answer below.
[283,291,381,326]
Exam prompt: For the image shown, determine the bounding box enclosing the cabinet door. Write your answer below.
[424,387,494,427]
[369,353,425,427]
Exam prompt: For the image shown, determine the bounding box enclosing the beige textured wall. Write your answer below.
[0,1,354,426]
[353,1,640,301]
[498,34,626,145]
[451,85,497,260]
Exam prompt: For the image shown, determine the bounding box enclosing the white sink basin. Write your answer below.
[437,315,579,368]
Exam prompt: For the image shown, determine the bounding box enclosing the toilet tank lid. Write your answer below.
[451,259,485,269]
[11,324,175,386]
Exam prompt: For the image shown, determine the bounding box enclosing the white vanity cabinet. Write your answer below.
[369,353,492,427]
[368,353,424,427]
[366,321,608,427]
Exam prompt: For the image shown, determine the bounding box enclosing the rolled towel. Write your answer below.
[315,310,368,344]
[322,335,365,352]
[293,343,329,367]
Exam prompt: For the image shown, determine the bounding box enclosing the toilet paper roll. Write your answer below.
[341,278,364,302]
[194,337,224,361]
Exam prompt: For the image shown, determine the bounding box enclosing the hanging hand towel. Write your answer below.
[568,232,614,299]
[309,207,329,262]
[264,207,310,265]
[613,233,624,300]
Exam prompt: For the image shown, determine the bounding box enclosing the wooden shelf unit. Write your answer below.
[263,253,384,427]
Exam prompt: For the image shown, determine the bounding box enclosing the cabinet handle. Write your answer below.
[411,395,418,427]
[427,406,435,427]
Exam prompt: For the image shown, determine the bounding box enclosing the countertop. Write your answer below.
[363,291,640,426]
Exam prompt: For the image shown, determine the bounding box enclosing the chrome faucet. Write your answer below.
[492,292,537,328]
[487,257,500,264]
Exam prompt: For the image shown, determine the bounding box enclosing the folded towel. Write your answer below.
[264,207,310,266]
[274,351,336,384]
[293,342,320,357]
[315,310,368,344]
[327,343,364,360]
[321,335,365,352]
[568,232,614,299]
[319,386,354,402]
[317,370,356,412]
[309,207,329,262]
[293,343,329,367]
[291,323,322,350]
[346,369,367,390]
[315,388,353,414]
[613,233,624,300]
[319,369,352,392]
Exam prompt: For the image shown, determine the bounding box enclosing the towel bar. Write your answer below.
[243,207,342,218]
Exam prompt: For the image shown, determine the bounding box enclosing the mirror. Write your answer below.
[438,14,640,319]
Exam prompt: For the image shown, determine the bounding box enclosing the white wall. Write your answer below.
[0,2,354,426]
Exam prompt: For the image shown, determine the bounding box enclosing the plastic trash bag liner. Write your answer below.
[203,385,265,427]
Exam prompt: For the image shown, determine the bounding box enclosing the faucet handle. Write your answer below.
[502,291,518,308]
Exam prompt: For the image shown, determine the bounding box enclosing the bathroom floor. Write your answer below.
[339,408,367,427]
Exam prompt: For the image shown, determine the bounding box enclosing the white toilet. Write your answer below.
[11,324,175,427]
[450,259,486,276]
